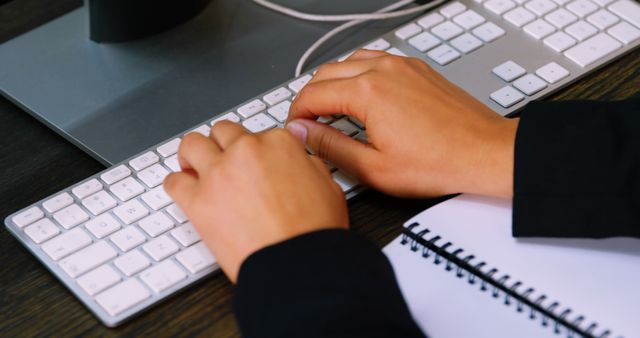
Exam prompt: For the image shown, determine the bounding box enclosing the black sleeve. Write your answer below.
[233,229,425,338]
[513,97,640,238]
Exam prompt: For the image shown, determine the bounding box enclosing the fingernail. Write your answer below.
[286,120,308,143]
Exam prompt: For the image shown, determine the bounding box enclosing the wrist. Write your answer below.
[457,117,518,198]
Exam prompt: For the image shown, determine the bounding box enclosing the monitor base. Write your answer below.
[0,0,404,165]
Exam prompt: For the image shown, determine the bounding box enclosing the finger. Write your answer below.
[178,133,221,174]
[211,120,249,149]
[347,49,390,61]
[286,119,377,178]
[288,76,370,123]
[310,59,376,84]
[163,172,198,208]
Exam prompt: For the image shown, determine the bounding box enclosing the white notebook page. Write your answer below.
[384,236,558,338]
[392,194,639,338]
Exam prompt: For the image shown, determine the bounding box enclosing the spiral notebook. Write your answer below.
[383,194,639,338]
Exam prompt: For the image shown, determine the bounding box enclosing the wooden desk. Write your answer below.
[1,1,638,337]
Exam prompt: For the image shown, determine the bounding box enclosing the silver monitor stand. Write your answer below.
[0,0,403,165]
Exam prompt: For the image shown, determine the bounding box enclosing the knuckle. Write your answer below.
[316,131,336,161]
[316,63,334,76]
[354,73,379,96]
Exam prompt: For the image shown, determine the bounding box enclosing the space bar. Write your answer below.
[563,33,622,67]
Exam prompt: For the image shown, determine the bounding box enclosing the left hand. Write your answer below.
[163,122,349,283]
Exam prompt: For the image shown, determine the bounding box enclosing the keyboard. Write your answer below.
[5,0,639,328]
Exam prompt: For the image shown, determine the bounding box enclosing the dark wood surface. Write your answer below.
[1,1,639,337]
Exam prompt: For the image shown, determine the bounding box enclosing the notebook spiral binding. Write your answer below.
[400,222,619,338]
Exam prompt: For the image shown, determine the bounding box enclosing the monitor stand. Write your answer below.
[0,0,406,166]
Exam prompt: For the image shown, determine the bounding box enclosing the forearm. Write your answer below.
[512,98,640,238]
[233,229,425,338]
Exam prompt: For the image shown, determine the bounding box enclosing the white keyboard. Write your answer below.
[5,0,639,327]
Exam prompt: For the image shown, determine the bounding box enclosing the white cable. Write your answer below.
[293,0,447,76]
[252,0,433,22]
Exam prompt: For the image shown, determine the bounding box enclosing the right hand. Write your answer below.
[286,49,519,198]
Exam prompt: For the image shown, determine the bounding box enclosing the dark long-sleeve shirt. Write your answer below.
[234,97,640,337]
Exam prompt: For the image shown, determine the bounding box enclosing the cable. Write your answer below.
[253,0,434,22]
[293,0,447,76]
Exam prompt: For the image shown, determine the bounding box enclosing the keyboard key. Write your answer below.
[113,199,149,225]
[211,112,241,126]
[593,0,615,4]
[566,0,598,17]
[188,125,211,137]
[176,242,216,274]
[586,9,619,29]
[536,62,570,83]
[490,86,525,107]
[82,190,117,216]
[492,61,527,82]
[472,22,506,42]
[513,74,548,95]
[143,235,179,261]
[141,186,173,211]
[348,117,366,130]
[453,10,486,29]
[156,138,181,158]
[42,227,92,261]
[85,213,121,238]
[386,47,407,56]
[504,7,536,27]
[237,99,267,118]
[166,204,188,224]
[263,87,292,106]
[59,241,117,278]
[427,44,462,65]
[170,222,202,247]
[12,206,44,228]
[417,13,445,29]
[543,31,578,51]
[24,218,60,244]
[363,38,391,51]
[523,19,556,39]
[95,279,151,316]
[267,100,291,123]
[408,31,441,52]
[608,21,640,43]
[441,1,467,18]
[72,179,103,200]
[330,119,360,136]
[333,171,359,193]
[110,177,146,202]
[395,22,422,40]
[164,155,180,172]
[140,260,187,293]
[608,0,640,28]
[114,250,151,276]
[288,74,313,93]
[139,212,175,237]
[43,193,74,213]
[129,151,160,171]
[564,33,621,66]
[100,165,131,185]
[137,164,170,188]
[431,21,464,40]
[243,113,277,133]
[545,8,578,28]
[450,33,483,54]
[566,20,598,41]
[110,226,147,252]
[77,264,122,296]
[525,0,558,16]
[484,0,516,15]
[53,204,89,229]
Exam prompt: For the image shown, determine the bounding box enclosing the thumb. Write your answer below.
[286,119,375,177]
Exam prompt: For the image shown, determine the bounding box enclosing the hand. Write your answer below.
[164,122,349,283]
[286,50,519,198]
